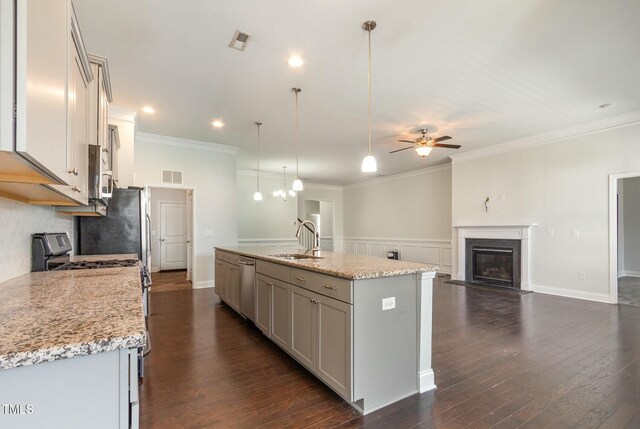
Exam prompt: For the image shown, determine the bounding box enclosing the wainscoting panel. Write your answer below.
[236,238,299,247]
[335,237,452,274]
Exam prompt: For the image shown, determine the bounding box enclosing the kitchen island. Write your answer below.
[0,266,145,429]
[215,246,438,414]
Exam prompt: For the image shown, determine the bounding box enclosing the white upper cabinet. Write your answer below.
[0,0,94,205]
[15,0,71,185]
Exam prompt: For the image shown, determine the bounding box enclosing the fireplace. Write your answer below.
[465,238,521,289]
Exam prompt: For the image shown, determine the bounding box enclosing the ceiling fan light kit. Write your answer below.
[361,20,378,173]
[253,121,263,201]
[415,146,433,157]
[390,128,460,157]
[292,88,304,191]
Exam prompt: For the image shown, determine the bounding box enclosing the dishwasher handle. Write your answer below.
[238,259,255,266]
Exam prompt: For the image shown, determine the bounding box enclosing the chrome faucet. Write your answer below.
[296,220,320,254]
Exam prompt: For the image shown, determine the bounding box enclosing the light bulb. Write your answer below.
[289,190,296,198]
[292,178,303,191]
[361,154,377,173]
[415,146,433,157]
[253,191,263,201]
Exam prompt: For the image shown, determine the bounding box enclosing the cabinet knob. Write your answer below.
[266,282,274,287]
[71,186,81,193]
[68,168,79,176]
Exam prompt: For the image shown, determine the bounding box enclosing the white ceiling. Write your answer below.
[74,0,640,185]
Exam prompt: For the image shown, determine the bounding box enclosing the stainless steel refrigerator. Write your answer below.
[78,187,152,283]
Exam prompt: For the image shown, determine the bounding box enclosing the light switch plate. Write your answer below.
[382,297,395,311]
[205,230,215,237]
[572,229,580,238]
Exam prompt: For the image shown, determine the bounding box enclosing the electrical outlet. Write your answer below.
[548,228,554,237]
[578,271,586,280]
[382,297,396,311]
[572,229,580,238]
[205,230,215,237]
[500,194,506,201]
[151,230,156,236]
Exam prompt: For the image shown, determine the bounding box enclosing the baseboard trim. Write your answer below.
[533,284,611,303]
[150,266,160,273]
[418,369,437,393]
[194,280,214,289]
[620,270,640,278]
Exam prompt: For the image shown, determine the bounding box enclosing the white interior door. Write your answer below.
[160,202,187,270]
[186,191,193,281]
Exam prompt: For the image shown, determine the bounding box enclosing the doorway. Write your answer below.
[609,172,640,304]
[149,186,195,286]
[303,199,335,251]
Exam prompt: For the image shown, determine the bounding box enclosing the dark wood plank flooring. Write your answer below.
[140,273,640,428]
[150,270,192,293]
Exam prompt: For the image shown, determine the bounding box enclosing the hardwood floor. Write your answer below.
[140,273,640,428]
[150,270,192,293]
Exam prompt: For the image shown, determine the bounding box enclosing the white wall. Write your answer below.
[149,187,187,272]
[135,134,238,288]
[623,176,640,275]
[452,122,640,302]
[0,197,73,282]
[237,172,298,244]
[341,165,452,272]
[319,201,334,237]
[618,179,625,276]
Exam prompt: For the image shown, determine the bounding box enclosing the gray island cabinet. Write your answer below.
[215,247,438,414]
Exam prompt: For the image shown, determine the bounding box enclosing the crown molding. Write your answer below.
[109,105,137,123]
[137,132,238,155]
[343,163,452,190]
[450,110,640,164]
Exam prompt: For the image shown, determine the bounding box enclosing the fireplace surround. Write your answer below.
[453,224,535,291]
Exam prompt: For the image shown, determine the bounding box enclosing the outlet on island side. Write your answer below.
[578,271,586,280]
[382,297,396,311]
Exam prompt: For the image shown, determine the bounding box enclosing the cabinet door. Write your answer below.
[227,263,241,312]
[271,280,290,350]
[69,50,88,203]
[15,0,70,184]
[255,275,272,336]
[316,295,352,400]
[215,260,224,299]
[290,286,316,370]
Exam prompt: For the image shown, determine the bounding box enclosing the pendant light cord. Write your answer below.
[295,91,299,178]
[367,26,372,156]
[255,122,262,191]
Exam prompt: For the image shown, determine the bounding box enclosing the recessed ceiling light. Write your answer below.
[142,106,155,114]
[211,120,224,128]
[288,56,304,68]
[599,103,614,109]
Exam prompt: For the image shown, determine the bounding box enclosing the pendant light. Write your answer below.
[273,166,296,201]
[291,88,304,191]
[361,20,377,173]
[253,121,263,201]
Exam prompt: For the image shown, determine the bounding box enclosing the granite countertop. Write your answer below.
[0,267,146,371]
[48,253,138,263]
[215,246,438,280]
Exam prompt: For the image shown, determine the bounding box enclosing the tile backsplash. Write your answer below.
[0,197,73,283]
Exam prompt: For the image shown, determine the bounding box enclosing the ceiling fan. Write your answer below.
[390,128,461,157]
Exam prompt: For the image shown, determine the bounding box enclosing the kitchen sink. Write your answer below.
[270,253,325,260]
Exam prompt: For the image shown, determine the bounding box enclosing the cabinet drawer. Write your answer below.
[256,260,290,282]
[290,268,352,304]
[216,250,239,265]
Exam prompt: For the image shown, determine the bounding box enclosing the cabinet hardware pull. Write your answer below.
[68,168,78,176]
[71,186,81,192]
[309,298,318,304]
[296,277,306,281]
[323,285,337,290]
[266,282,274,286]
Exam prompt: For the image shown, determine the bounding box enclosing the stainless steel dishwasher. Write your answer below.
[238,257,256,321]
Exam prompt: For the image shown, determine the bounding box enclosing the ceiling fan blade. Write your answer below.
[433,143,461,149]
[389,146,414,154]
[398,139,415,143]
[434,135,452,143]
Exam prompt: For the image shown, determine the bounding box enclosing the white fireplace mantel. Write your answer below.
[452,224,536,291]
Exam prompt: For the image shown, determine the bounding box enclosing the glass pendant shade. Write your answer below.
[253,191,263,201]
[415,146,433,157]
[361,154,377,173]
[292,178,303,191]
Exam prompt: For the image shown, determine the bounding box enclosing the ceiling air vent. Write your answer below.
[229,30,252,51]
[162,170,183,184]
